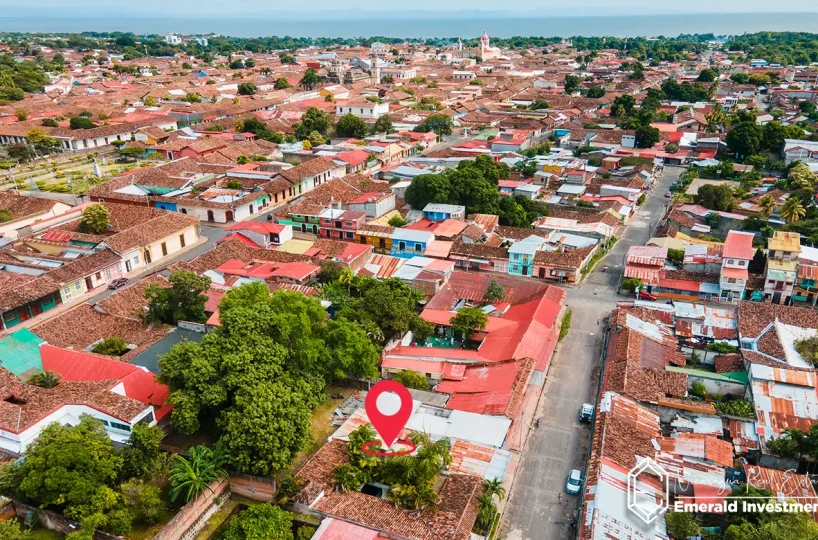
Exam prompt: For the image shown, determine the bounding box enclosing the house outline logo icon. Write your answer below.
[627,457,670,524]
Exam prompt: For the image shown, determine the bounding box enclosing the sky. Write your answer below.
[4,0,818,17]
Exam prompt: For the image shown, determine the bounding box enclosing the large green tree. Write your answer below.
[414,113,453,135]
[293,106,331,140]
[159,284,378,475]
[335,277,433,344]
[696,183,735,212]
[221,503,294,540]
[373,114,394,134]
[335,113,368,138]
[121,424,164,480]
[237,82,257,95]
[635,125,660,148]
[3,416,129,531]
[143,271,211,325]
[449,307,489,339]
[80,203,111,234]
[726,121,764,158]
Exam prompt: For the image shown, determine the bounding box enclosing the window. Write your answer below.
[335,220,343,228]
[95,272,102,280]
[74,281,82,291]
[345,231,354,239]
[804,279,816,288]
[399,241,406,251]
[63,287,71,296]
[728,259,734,265]
[415,243,422,252]
[345,221,354,227]
[109,421,131,432]
[161,242,168,256]
[738,260,746,266]
[179,234,186,248]
[3,311,20,326]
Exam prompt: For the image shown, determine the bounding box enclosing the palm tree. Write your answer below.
[333,464,359,493]
[483,478,506,501]
[386,484,405,508]
[413,485,439,511]
[27,370,60,389]
[780,197,806,224]
[475,492,497,533]
[299,68,319,91]
[337,266,354,294]
[169,445,230,502]
[758,195,775,218]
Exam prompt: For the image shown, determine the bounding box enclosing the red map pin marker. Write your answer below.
[364,380,413,448]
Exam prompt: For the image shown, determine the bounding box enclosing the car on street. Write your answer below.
[638,291,658,301]
[566,469,584,495]
[107,277,129,290]
[579,403,594,422]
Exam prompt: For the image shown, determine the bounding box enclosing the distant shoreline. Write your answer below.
[2,12,818,39]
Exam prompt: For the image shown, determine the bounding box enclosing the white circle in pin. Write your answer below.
[376,391,401,416]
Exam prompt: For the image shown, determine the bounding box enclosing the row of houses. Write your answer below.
[0,198,200,330]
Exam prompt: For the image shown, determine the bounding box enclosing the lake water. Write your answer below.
[2,12,818,39]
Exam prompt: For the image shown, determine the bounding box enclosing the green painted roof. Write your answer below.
[666,365,749,384]
[0,329,45,377]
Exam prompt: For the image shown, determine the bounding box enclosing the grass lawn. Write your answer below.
[289,386,356,472]
[127,508,178,540]
[195,497,240,540]
[195,495,262,540]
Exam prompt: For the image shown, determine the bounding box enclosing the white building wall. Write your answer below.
[120,225,198,272]
[0,403,154,454]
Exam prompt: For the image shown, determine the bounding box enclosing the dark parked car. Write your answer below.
[108,277,129,290]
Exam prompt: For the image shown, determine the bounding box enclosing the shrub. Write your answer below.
[690,381,708,399]
[559,308,572,342]
[622,277,642,293]
[92,336,128,356]
[713,399,755,418]
[667,248,684,264]
[394,370,430,390]
[387,215,410,228]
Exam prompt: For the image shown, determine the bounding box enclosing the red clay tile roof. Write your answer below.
[0,366,149,433]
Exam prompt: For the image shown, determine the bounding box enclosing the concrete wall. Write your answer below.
[151,479,229,540]
[687,374,746,397]
[228,472,274,502]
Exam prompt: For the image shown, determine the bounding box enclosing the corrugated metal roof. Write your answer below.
[0,329,44,377]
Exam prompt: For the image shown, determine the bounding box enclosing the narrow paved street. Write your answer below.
[501,166,681,540]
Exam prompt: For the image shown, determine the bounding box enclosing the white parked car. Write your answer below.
[566,469,584,495]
